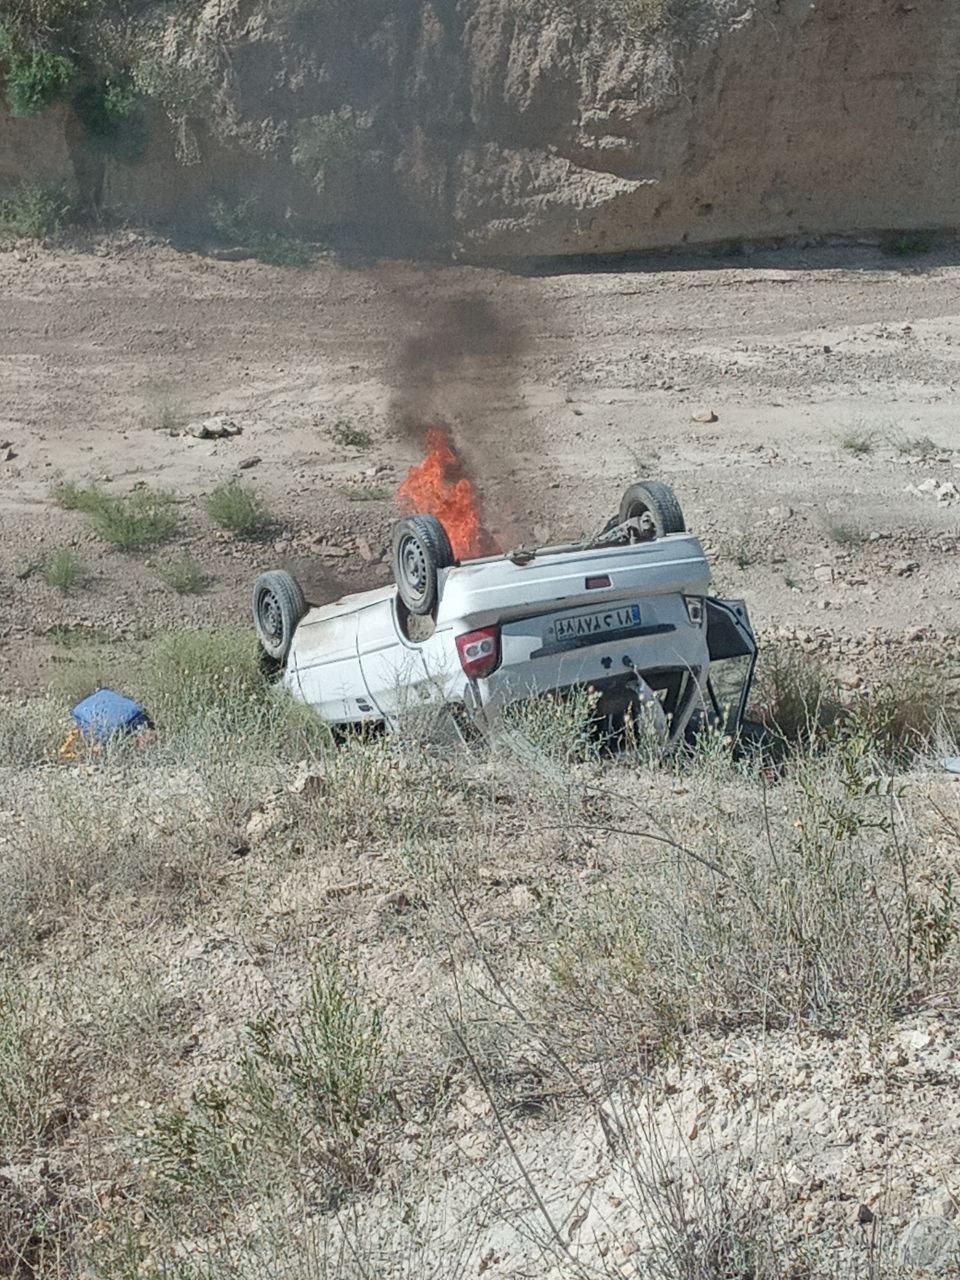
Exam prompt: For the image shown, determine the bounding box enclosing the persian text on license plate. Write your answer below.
[552,603,641,642]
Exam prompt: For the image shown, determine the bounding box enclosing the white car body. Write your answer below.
[280,533,757,745]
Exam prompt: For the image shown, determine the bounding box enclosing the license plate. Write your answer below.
[551,603,641,643]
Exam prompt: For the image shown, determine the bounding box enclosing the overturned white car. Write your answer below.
[252,481,757,747]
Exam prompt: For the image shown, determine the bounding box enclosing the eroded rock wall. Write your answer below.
[1,0,957,257]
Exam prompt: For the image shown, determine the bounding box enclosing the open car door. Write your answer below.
[705,598,757,736]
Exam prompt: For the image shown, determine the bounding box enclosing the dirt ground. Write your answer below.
[2,233,960,695]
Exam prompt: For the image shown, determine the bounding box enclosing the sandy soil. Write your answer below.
[2,233,960,694]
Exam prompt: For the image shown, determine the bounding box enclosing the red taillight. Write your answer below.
[585,574,611,590]
[456,626,501,680]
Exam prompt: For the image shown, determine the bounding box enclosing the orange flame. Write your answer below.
[397,424,497,561]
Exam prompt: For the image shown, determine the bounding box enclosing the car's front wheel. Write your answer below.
[253,570,307,663]
[391,515,455,616]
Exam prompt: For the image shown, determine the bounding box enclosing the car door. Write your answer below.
[291,610,377,725]
[356,598,435,728]
[705,598,758,734]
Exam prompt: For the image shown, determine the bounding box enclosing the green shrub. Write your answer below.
[156,556,207,595]
[145,954,385,1214]
[142,627,265,724]
[208,198,313,268]
[341,484,388,502]
[752,648,842,748]
[204,481,268,537]
[39,547,85,590]
[880,230,936,257]
[0,182,70,239]
[850,666,950,763]
[839,430,875,457]
[291,111,365,191]
[55,483,178,550]
[71,77,144,159]
[4,47,75,116]
[828,523,863,546]
[328,419,371,449]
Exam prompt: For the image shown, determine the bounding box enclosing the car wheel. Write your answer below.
[253,570,307,662]
[618,481,686,540]
[391,515,455,616]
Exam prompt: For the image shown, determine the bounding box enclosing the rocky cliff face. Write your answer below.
[1,0,957,258]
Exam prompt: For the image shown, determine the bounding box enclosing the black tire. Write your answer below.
[391,515,455,616]
[618,481,686,540]
[253,570,307,663]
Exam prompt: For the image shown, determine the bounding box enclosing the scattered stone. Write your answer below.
[906,478,960,504]
[692,409,718,424]
[187,416,242,440]
[1,446,15,462]
[376,889,411,912]
[838,668,862,690]
[857,1203,875,1225]
[895,560,920,577]
[814,565,834,582]
[238,455,261,470]
[357,537,375,562]
[897,1217,960,1272]
[767,504,794,519]
[316,543,350,558]
[288,770,325,797]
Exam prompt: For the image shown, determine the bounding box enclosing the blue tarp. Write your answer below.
[71,689,151,743]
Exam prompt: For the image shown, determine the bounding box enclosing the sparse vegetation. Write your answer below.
[752,647,842,748]
[730,531,755,570]
[55,482,178,549]
[204,480,269,536]
[291,110,367,192]
[839,429,876,456]
[2,44,75,116]
[0,182,71,240]
[880,229,937,257]
[341,483,389,502]
[208,198,314,268]
[39,546,85,590]
[1,660,958,1276]
[828,522,864,546]
[156,555,207,595]
[328,419,372,449]
[896,433,942,458]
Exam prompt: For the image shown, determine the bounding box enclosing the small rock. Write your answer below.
[897,1217,960,1271]
[838,668,862,690]
[357,537,375,562]
[692,409,718,424]
[238,456,261,470]
[188,416,242,440]
[317,544,350,558]
[895,560,920,577]
[814,565,834,583]
[288,771,325,797]
[1,447,15,462]
[509,884,540,913]
[857,1204,875,1225]
[376,889,411,912]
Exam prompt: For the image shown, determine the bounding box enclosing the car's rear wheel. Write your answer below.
[618,481,686,540]
[253,570,307,662]
[391,515,455,616]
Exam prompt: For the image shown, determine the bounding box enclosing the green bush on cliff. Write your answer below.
[0,183,71,239]
[72,76,145,158]
[4,46,76,116]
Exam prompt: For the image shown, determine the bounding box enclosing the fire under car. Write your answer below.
[252,480,758,747]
